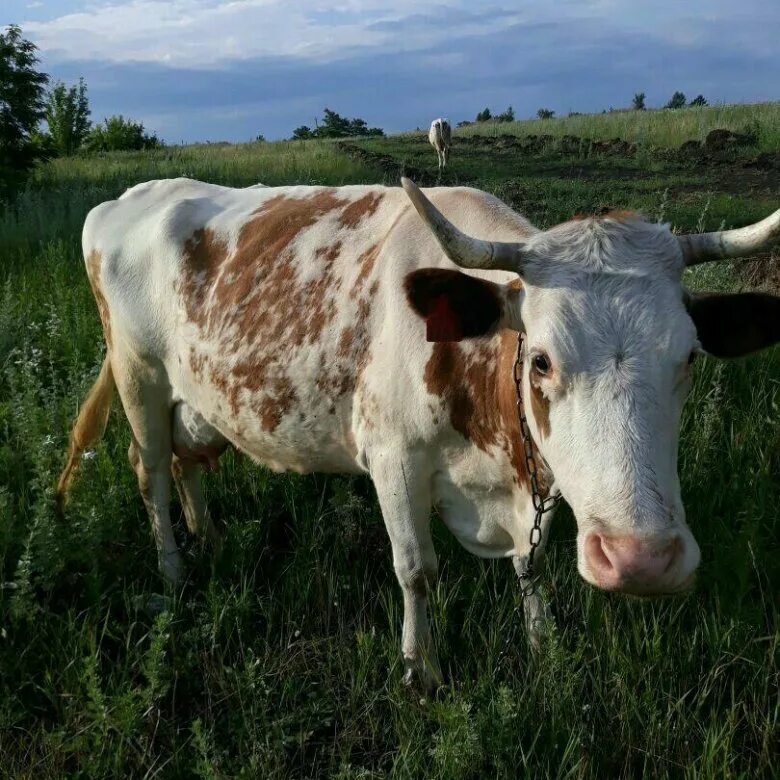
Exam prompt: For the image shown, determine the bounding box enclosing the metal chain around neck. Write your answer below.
[493,332,562,676]
[513,331,561,591]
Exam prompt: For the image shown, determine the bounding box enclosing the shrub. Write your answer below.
[85,115,160,152]
[665,91,687,109]
[689,94,708,107]
[536,108,555,120]
[475,108,492,122]
[632,92,646,111]
[291,109,383,140]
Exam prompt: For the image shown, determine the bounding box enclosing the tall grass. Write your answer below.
[455,101,780,150]
[0,126,777,778]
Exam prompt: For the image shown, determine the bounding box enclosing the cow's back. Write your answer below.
[84,178,533,476]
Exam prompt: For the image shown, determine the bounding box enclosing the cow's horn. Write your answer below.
[679,208,780,266]
[401,177,523,272]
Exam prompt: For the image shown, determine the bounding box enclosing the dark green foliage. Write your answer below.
[0,25,48,196]
[689,94,708,107]
[632,92,646,110]
[86,115,160,152]
[475,107,492,122]
[537,108,555,119]
[291,108,383,140]
[665,91,687,109]
[45,77,91,155]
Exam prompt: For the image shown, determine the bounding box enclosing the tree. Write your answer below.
[0,25,48,194]
[536,108,555,119]
[86,115,159,152]
[45,78,91,155]
[475,107,492,122]
[632,92,646,111]
[689,94,708,107]
[496,105,515,123]
[290,109,383,140]
[665,91,686,109]
[292,125,313,140]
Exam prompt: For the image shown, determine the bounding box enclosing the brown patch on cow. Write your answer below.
[176,190,353,421]
[257,375,295,432]
[189,347,206,380]
[85,250,112,348]
[350,243,380,299]
[529,375,551,439]
[339,192,383,229]
[423,331,551,494]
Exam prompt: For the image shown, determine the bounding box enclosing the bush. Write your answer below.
[632,92,646,111]
[536,108,555,120]
[475,108,492,123]
[689,94,708,107]
[665,91,687,109]
[495,106,515,123]
[291,109,383,140]
[85,115,160,152]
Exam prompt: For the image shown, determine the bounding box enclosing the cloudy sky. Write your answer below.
[7,1,779,142]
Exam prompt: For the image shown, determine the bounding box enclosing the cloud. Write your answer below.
[19,1,780,142]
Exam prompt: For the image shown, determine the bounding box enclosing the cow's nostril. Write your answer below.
[584,533,615,574]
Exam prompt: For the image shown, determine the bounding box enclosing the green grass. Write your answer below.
[0,125,778,778]
[452,101,780,151]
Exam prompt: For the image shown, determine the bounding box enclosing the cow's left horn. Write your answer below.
[680,208,780,266]
[401,177,524,272]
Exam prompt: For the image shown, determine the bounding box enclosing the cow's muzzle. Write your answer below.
[580,530,700,595]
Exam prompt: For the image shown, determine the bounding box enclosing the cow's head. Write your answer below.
[402,178,780,596]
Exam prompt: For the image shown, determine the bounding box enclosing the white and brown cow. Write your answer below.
[429,118,452,169]
[57,177,780,687]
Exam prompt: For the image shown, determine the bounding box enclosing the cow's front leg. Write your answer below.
[371,450,441,690]
[512,554,554,651]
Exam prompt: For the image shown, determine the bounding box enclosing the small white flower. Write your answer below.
[42,434,55,446]
[82,450,97,461]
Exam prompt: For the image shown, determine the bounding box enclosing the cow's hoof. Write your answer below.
[159,550,184,585]
[403,656,443,692]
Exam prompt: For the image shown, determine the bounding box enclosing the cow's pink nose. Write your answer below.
[583,533,684,594]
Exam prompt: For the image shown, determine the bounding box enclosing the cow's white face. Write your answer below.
[515,220,701,594]
[403,180,780,596]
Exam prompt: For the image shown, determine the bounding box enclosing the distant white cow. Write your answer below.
[429,118,452,169]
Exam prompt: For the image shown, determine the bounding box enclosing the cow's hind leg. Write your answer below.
[116,356,182,585]
[171,456,220,548]
[371,449,441,690]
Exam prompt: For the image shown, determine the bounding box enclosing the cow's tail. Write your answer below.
[56,356,114,514]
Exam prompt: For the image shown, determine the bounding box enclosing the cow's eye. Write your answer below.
[533,354,551,374]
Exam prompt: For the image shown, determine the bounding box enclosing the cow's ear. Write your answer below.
[686,292,780,358]
[404,268,520,341]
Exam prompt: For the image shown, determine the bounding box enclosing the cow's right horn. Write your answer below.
[401,178,524,272]
[679,208,780,266]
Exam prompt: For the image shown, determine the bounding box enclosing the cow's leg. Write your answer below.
[443,147,448,167]
[371,451,441,689]
[116,357,182,585]
[171,456,219,548]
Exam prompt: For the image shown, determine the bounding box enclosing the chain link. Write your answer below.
[493,332,561,675]
[513,331,561,595]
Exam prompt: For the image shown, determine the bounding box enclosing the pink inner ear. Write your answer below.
[425,296,463,342]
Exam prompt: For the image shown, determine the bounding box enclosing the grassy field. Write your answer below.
[452,101,780,151]
[0,108,778,778]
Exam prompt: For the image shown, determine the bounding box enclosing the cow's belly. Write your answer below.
[170,364,366,476]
